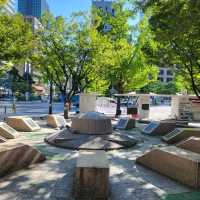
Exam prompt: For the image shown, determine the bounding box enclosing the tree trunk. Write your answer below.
[63,91,69,119]
[49,81,53,114]
[115,81,124,118]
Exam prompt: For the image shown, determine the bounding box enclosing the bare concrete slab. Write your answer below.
[7,116,40,132]
[136,146,200,188]
[0,136,7,143]
[177,137,200,154]
[45,128,137,150]
[74,151,109,200]
[0,142,45,177]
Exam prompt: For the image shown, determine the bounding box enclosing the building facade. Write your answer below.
[1,0,16,14]
[18,0,49,19]
[158,67,174,83]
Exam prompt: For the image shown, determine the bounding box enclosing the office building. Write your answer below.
[158,67,174,83]
[1,0,16,14]
[18,0,49,19]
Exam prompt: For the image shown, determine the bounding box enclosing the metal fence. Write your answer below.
[0,101,15,120]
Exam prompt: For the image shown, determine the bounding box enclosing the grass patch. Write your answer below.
[34,144,68,161]
[162,192,200,200]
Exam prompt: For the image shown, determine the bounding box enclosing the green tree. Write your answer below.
[141,81,178,95]
[34,13,106,104]
[0,0,7,6]
[0,14,35,73]
[93,1,158,94]
[137,0,200,98]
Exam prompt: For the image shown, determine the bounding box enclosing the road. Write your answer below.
[0,101,171,121]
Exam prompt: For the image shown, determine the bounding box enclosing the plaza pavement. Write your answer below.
[0,119,193,200]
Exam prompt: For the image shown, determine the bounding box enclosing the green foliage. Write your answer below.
[141,81,178,95]
[6,67,33,94]
[138,0,200,98]
[0,14,35,73]
[92,0,158,94]
[34,12,108,101]
[0,0,7,6]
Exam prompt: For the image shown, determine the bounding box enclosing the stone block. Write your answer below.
[0,136,7,143]
[71,112,112,135]
[6,116,40,132]
[0,122,19,139]
[177,137,200,154]
[136,146,200,188]
[0,142,45,177]
[74,151,109,200]
[47,115,67,128]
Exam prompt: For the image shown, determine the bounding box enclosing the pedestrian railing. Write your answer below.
[0,104,16,121]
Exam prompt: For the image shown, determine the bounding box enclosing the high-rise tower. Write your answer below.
[18,0,49,19]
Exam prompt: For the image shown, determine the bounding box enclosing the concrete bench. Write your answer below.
[136,146,200,188]
[74,151,109,200]
[0,142,45,177]
[177,137,200,154]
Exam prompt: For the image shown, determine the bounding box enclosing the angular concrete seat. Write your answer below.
[47,114,67,128]
[177,137,200,154]
[74,151,109,200]
[163,128,200,144]
[0,122,19,139]
[6,116,40,132]
[0,142,45,177]
[136,146,200,188]
[114,118,136,130]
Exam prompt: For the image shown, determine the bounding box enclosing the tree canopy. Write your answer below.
[92,1,158,94]
[0,14,35,75]
[137,0,200,98]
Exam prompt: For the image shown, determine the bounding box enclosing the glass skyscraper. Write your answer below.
[18,0,49,19]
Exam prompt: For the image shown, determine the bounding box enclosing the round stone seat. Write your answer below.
[71,112,112,135]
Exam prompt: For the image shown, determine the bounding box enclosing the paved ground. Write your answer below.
[0,121,193,200]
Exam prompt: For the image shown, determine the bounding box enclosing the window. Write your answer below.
[112,9,115,16]
[167,70,173,76]
[159,69,164,75]
[167,78,173,82]
[158,77,164,82]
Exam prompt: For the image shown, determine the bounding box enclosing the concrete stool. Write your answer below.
[74,151,109,200]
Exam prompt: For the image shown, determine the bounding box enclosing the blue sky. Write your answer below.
[47,0,92,17]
